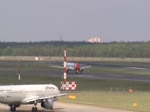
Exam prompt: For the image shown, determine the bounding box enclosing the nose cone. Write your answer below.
[55,86,60,94]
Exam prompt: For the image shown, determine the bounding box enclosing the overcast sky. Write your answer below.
[0,0,150,42]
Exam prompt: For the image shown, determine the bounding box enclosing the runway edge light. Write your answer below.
[68,95,76,100]
[133,102,138,107]
[129,88,134,93]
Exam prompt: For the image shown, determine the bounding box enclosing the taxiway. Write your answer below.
[0,102,132,112]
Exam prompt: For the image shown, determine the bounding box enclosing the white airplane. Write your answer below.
[50,62,91,74]
[0,84,65,112]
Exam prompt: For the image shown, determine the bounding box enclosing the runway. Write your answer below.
[70,73,150,82]
[1,68,150,82]
[0,102,132,112]
[1,61,150,82]
[20,69,150,82]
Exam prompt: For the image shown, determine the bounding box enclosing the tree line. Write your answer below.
[0,41,150,58]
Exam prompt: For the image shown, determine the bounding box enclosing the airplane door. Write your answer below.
[0,90,7,103]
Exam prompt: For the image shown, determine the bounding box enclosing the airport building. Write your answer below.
[88,37,101,43]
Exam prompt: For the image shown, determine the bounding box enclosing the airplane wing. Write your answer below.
[50,65,74,70]
[81,66,91,69]
[22,94,66,104]
[49,65,64,69]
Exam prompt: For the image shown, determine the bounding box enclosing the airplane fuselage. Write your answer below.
[66,62,81,72]
[0,84,59,105]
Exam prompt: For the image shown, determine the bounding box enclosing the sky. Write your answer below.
[0,0,150,42]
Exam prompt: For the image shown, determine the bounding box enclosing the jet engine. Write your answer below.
[41,98,56,110]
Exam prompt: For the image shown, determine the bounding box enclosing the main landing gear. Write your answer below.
[32,107,38,112]
[32,101,38,112]
[10,105,16,112]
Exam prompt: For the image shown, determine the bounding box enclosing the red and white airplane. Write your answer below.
[50,49,91,74]
[51,62,91,73]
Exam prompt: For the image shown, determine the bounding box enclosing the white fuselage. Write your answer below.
[66,63,75,66]
[66,63,76,69]
[0,84,59,105]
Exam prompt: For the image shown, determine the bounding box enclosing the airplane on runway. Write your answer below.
[0,84,65,112]
[50,48,91,74]
[50,62,91,74]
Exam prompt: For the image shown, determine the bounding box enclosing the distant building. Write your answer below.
[88,37,101,43]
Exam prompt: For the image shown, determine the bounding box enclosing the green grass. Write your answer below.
[60,91,150,112]
[1,73,150,92]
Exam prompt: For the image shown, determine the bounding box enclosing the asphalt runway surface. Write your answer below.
[35,61,150,82]
[1,68,150,82]
[18,70,148,82]
[70,73,150,82]
[0,102,132,112]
